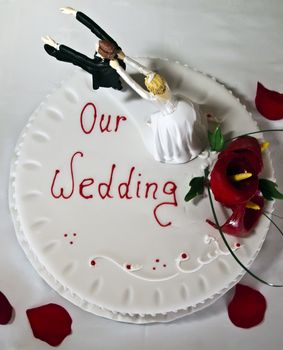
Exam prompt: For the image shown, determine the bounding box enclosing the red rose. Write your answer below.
[208,136,264,236]
[210,136,262,206]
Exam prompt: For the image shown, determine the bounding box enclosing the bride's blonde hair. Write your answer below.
[145,73,166,95]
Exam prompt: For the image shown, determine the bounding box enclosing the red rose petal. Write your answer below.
[26,303,72,347]
[0,291,14,325]
[228,284,267,328]
[220,136,263,173]
[255,82,283,120]
[221,135,261,155]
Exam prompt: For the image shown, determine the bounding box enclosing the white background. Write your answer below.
[0,0,283,349]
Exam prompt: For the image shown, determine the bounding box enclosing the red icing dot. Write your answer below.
[153,267,156,270]
[236,243,241,248]
[126,264,131,270]
[90,260,96,266]
[228,284,267,328]
[70,241,73,245]
[73,233,77,237]
[163,264,167,268]
[64,234,67,237]
[181,253,188,259]
[155,259,160,263]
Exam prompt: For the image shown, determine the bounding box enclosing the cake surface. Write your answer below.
[10,58,273,323]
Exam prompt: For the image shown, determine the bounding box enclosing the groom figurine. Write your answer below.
[42,7,125,90]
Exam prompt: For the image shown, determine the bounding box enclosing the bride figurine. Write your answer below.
[109,53,208,164]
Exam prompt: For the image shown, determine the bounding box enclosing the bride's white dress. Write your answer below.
[150,98,207,163]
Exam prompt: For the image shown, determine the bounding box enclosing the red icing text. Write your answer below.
[50,151,178,227]
[80,102,127,134]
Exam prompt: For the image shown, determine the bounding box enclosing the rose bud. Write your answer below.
[207,193,264,236]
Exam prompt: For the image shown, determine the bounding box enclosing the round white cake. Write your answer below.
[9,58,273,323]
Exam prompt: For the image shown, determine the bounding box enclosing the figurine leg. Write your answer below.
[44,44,95,74]
[44,44,123,91]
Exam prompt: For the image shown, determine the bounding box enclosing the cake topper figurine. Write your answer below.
[42,7,125,90]
[42,7,207,164]
[108,55,207,163]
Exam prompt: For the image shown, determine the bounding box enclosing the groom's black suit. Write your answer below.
[44,11,125,90]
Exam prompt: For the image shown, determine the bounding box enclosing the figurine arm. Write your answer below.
[60,7,120,49]
[77,12,120,48]
[121,56,152,76]
[110,60,154,100]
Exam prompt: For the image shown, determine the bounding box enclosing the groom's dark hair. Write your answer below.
[98,40,118,60]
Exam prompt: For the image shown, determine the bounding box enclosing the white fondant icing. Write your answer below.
[9,58,274,323]
[176,235,241,274]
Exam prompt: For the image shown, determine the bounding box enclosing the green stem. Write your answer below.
[225,129,283,143]
[263,212,283,237]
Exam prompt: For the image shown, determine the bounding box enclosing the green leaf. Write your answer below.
[259,179,283,201]
[184,176,205,202]
[208,125,225,152]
